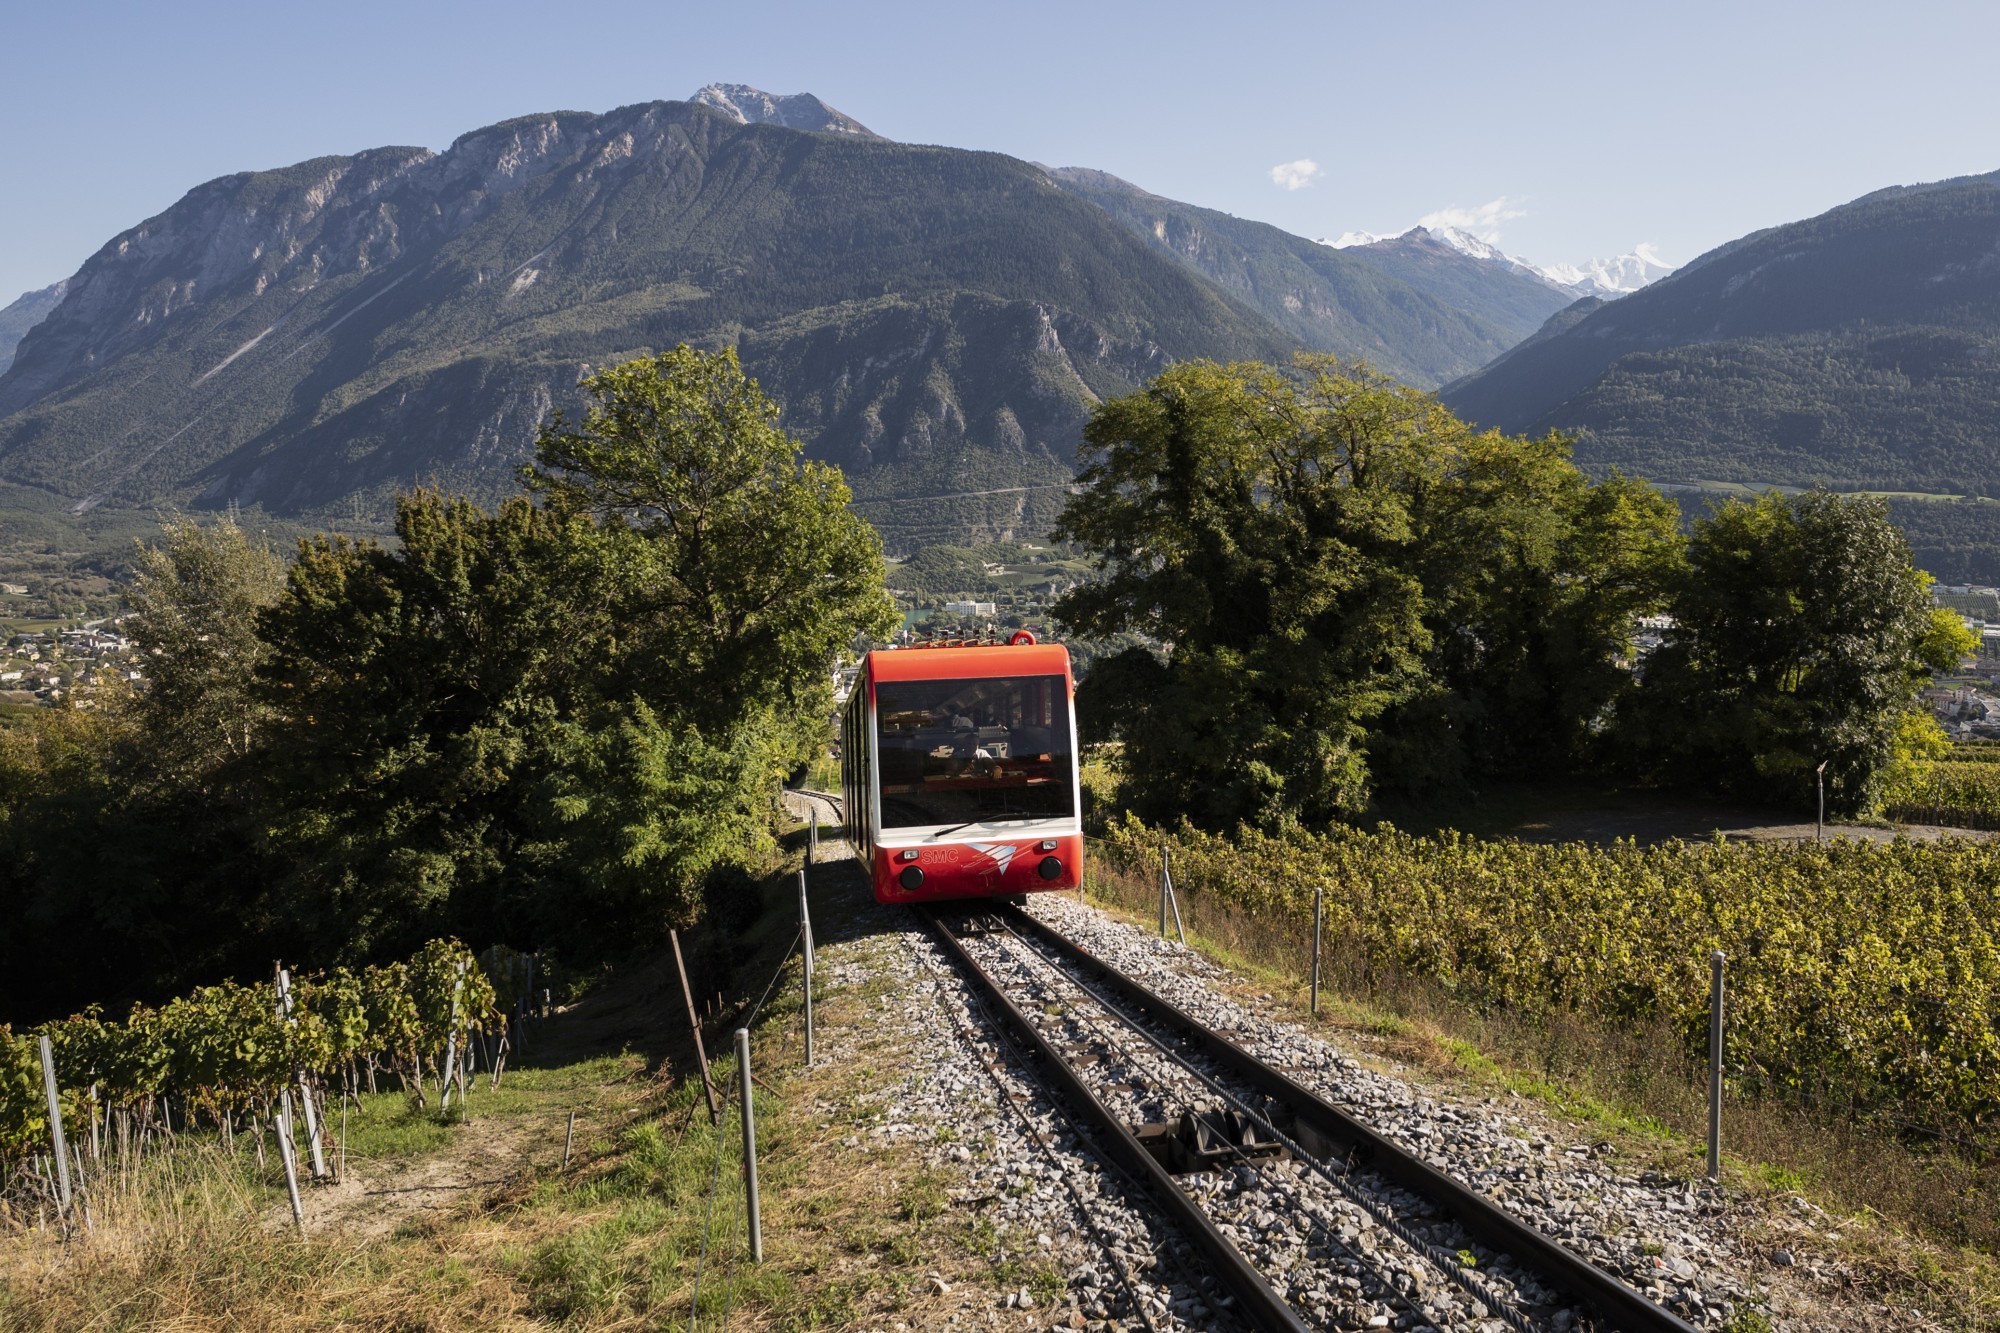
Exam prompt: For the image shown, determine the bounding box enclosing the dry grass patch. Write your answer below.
[0,849,1031,1331]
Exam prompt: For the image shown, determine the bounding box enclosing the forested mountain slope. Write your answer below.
[1046,168,1569,385]
[0,91,1562,551]
[1441,168,2000,497]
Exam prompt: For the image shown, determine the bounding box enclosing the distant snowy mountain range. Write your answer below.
[1324,225,1673,299]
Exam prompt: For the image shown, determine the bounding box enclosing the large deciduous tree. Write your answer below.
[1055,357,1681,827]
[1636,489,1973,815]
[252,347,895,961]
[124,517,286,791]
[528,344,897,750]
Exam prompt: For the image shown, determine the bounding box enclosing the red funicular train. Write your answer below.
[840,633,1083,904]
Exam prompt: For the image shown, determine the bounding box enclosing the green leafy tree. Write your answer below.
[1637,489,1973,814]
[125,517,286,789]
[1055,359,1435,825]
[253,492,629,957]
[253,349,895,961]
[1056,357,1679,826]
[1402,434,1682,778]
[528,345,898,752]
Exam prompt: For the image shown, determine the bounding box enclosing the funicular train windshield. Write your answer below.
[874,673,1075,829]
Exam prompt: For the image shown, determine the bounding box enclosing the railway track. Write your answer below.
[794,787,1700,1329]
[924,901,1702,1333]
[789,787,845,830]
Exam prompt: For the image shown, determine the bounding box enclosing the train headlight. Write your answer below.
[899,849,919,861]
[899,865,925,890]
[1037,856,1063,881]
[1038,840,1057,851]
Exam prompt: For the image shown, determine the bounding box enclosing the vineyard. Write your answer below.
[1097,818,2000,1131]
[1883,742,2000,830]
[1,937,533,1223]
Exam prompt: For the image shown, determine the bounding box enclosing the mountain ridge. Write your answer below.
[1439,166,2000,580]
[1441,166,2000,454]
[0,95,1298,544]
[0,281,66,375]
[0,88,1589,549]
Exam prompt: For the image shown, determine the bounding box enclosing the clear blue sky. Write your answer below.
[4,0,1996,301]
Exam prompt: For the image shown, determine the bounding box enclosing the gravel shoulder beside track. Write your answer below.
[817,897,1247,1332]
[1015,893,1942,1333]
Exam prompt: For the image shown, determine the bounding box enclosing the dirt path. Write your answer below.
[1388,783,1997,847]
[288,1107,565,1239]
[1509,803,1994,846]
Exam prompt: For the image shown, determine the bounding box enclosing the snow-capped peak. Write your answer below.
[688,84,878,138]
[1319,224,1673,298]
[1428,226,1503,262]
[1533,245,1675,296]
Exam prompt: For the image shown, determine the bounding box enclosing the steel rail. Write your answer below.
[1001,902,1702,1333]
[995,918,1532,1332]
[920,907,1311,1333]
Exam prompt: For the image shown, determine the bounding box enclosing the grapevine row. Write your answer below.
[1882,758,2000,831]
[0,937,534,1178]
[1096,817,2000,1129]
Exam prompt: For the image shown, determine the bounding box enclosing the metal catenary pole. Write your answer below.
[1708,950,1726,1181]
[37,1035,72,1215]
[1165,863,1187,945]
[670,929,721,1125]
[735,1028,763,1263]
[1159,845,1170,937]
[798,868,816,1066]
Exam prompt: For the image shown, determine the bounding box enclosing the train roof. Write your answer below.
[866,639,1072,683]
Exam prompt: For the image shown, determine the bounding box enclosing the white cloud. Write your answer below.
[1414,196,1527,242]
[1269,159,1322,191]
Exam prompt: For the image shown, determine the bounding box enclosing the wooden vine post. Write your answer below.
[671,928,721,1125]
[440,960,467,1114]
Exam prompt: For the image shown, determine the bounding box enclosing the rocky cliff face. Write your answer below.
[0,95,1298,536]
[0,281,68,374]
[1,105,718,417]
